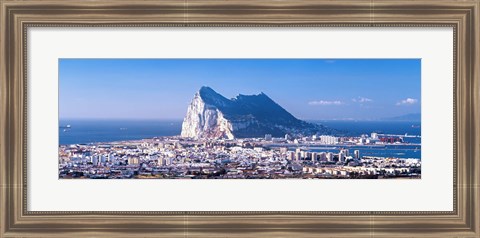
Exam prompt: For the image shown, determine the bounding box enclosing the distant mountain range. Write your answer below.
[181,86,334,139]
[381,113,421,121]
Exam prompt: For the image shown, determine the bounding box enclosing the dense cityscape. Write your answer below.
[59,132,421,179]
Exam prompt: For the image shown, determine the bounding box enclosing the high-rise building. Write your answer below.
[354,150,360,159]
[326,152,333,162]
[287,151,295,160]
[319,152,327,161]
[100,155,107,163]
[265,134,272,141]
[91,155,98,165]
[295,152,302,161]
[107,154,116,162]
[311,152,317,162]
[338,151,345,162]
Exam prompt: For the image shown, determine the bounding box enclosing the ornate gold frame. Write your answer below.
[1,0,479,237]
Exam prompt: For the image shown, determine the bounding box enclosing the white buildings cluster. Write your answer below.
[58,134,421,179]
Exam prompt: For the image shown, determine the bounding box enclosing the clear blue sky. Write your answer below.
[59,59,421,120]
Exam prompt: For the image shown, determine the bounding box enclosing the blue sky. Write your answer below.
[59,59,421,120]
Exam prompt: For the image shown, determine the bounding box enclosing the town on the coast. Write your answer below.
[59,86,421,179]
[59,132,421,179]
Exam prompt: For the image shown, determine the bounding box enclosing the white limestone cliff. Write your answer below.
[181,92,235,139]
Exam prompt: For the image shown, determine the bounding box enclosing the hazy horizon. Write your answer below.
[59,115,421,121]
[59,59,421,120]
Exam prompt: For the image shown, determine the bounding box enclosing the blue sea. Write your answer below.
[59,119,421,158]
[59,119,183,145]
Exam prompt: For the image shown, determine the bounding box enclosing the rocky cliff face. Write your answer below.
[181,86,331,139]
[180,89,236,139]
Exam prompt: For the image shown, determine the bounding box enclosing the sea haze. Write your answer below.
[59,119,421,145]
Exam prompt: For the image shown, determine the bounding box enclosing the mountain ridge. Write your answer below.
[381,113,421,122]
[181,86,333,139]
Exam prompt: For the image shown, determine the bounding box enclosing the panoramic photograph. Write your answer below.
[58,59,421,179]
